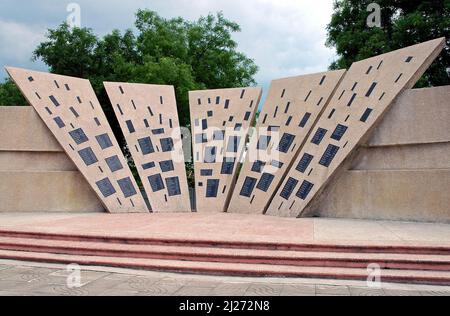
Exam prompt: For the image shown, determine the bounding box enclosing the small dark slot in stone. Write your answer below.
[304,90,312,102]
[347,93,357,107]
[117,104,124,115]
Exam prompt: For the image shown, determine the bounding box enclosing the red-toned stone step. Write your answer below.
[0,249,450,286]
[0,230,448,255]
[0,237,449,271]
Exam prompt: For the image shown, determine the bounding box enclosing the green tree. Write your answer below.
[326,0,450,87]
[0,79,27,106]
[3,10,258,187]
[30,10,257,130]
[20,10,258,156]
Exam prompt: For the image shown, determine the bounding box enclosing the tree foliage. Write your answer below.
[327,0,450,87]
[0,79,27,106]
[0,10,258,145]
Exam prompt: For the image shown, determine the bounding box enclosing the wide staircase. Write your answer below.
[0,229,449,285]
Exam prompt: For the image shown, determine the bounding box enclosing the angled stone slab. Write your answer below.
[6,67,148,213]
[104,82,191,213]
[227,70,346,214]
[189,87,262,212]
[266,38,446,217]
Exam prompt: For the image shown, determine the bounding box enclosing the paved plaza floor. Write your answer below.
[0,212,449,247]
[0,259,449,296]
[0,212,449,296]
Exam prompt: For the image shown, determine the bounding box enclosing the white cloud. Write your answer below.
[0,19,46,78]
[130,0,337,84]
[0,0,338,87]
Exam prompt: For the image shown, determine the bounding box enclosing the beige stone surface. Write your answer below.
[368,86,450,146]
[0,107,61,152]
[104,82,190,213]
[309,86,450,223]
[352,142,450,170]
[267,38,446,217]
[0,171,104,212]
[6,67,147,213]
[0,152,77,171]
[312,169,450,223]
[228,70,346,214]
[189,87,262,212]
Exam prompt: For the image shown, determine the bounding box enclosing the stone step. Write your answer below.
[0,229,448,255]
[0,249,450,286]
[0,237,449,271]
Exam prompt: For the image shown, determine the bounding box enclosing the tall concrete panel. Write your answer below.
[228,70,346,214]
[0,106,61,152]
[189,87,262,212]
[0,106,104,213]
[104,82,191,213]
[0,171,105,213]
[367,86,450,147]
[311,169,450,223]
[307,86,450,223]
[267,38,446,217]
[6,67,147,213]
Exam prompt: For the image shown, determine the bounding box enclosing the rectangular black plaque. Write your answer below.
[240,177,257,198]
[166,177,181,196]
[200,169,213,176]
[96,134,113,150]
[148,174,165,192]
[202,119,208,130]
[126,120,135,133]
[296,180,314,200]
[311,128,327,145]
[152,128,165,135]
[331,124,348,141]
[221,158,235,175]
[296,153,314,173]
[159,160,175,172]
[117,177,137,198]
[360,108,373,123]
[251,160,266,173]
[319,144,340,167]
[138,137,155,155]
[142,162,156,170]
[78,147,98,166]
[277,133,295,153]
[96,178,116,198]
[69,128,89,145]
[160,138,174,152]
[105,155,123,172]
[256,173,275,192]
[54,117,65,128]
[299,112,311,128]
[206,179,220,198]
[280,177,299,200]
[49,95,60,107]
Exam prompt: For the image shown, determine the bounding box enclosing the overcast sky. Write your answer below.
[0,0,337,94]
